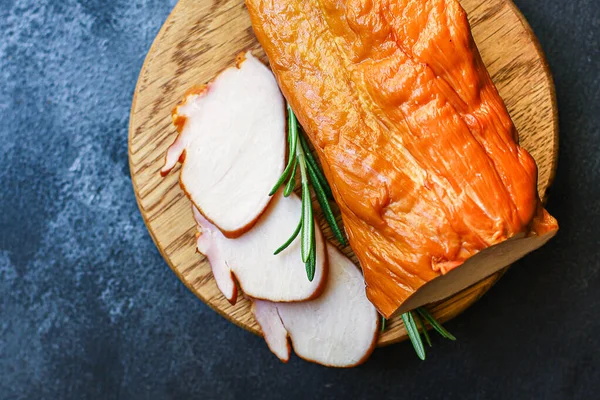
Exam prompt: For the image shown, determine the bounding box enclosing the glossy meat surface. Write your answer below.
[246,0,558,316]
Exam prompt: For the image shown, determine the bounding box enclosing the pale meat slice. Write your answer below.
[253,245,379,367]
[193,192,327,303]
[162,52,286,238]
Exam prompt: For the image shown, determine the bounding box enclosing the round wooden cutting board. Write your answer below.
[129,0,558,347]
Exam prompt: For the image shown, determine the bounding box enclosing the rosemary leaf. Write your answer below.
[415,311,432,347]
[274,218,302,255]
[299,133,333,199]
[305,231,316,281]
[269,105,300,196]
[287,104,299,161]
[381,316,387,332]
[402,312,426,361]
[417,308,456,341]
[300,181,313,262]
[283,157,298,197]
[293,124,314,264]
[306,160,347,245]
[269,166,292,196]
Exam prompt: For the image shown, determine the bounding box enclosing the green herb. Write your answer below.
[400,307,456,360]
[270,104,347,280]
[414,311,432,347]
[305,160,346,245]
[417,307,456,341]
[402,312,426,361]
[273,219,302,256]
[272,107,455,359]
[305,232,317,281]
[298,133,333,199]
[293,135,314,265]
[283,158,297,197]
[269,105,299,196]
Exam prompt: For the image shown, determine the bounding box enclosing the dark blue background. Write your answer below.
[1,0,598,399]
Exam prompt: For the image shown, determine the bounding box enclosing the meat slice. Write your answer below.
[253,244,379,367]
[162,52,286,238]
[246,0,558,317]
[193,192,328,303]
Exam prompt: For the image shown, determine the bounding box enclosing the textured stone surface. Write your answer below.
[0,0,598,399]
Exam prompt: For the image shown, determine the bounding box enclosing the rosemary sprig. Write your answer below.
[271,106,455,360]
[401,307,456,360]
[296,121,345,245]
[417,307,456,341]
[270,104,347,280]
[382,309,454,359]
[298,133,333,200]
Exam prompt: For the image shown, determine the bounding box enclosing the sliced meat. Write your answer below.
[162,52,286,238]
[253,244,379,367]
[193,192,328,303]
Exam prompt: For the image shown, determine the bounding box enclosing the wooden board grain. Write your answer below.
[129,0,558,347]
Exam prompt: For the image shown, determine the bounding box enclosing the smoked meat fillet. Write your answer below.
[246,0,558,317]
